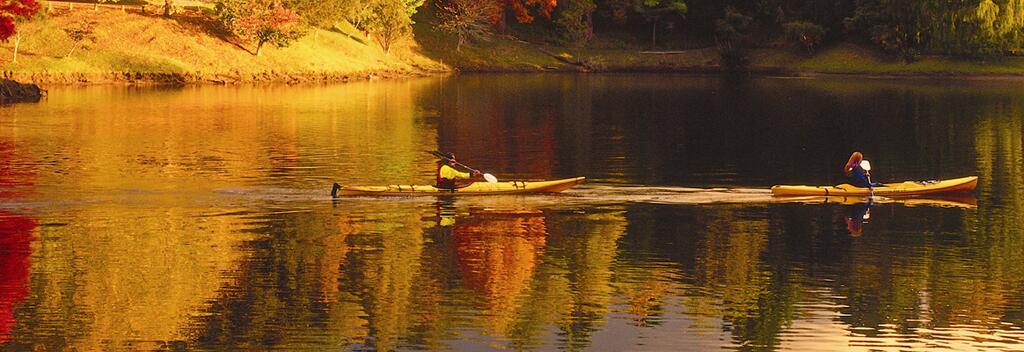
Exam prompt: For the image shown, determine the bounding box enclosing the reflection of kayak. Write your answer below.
[771,176,978,197]
[770,195,978,208]
[333,177,586,197]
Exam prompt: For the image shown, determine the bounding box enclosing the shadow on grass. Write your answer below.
[328,26,369,46]
[139,10,257,56]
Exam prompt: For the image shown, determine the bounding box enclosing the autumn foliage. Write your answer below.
[216,0,304,56]
[0,0,40,41]
[492,0,557,24]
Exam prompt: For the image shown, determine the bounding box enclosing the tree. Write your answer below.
[839,0,1017,58]
[63,20,97,58]
[844,0,922,59]
[286,0,346,44]
[362,0,411,54]
[781,20,824,54]
[714,6,753,70]
[486,0,557,30]
[436,0,498,51]
[635,0,687,49]
[217,0,305,56]
[555,0,596,46]
[0,0,39,42]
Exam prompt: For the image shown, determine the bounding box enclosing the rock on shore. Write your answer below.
[0,79,43,104]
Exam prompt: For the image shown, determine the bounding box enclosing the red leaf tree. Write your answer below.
[0,0,40,41]
[486,0,556,28]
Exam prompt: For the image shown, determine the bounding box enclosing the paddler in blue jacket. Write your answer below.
[436,153,480,190]
[843,151,878,188]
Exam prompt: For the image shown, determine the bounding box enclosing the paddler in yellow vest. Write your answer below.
[436,153,481,190]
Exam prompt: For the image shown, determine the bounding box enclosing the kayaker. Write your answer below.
[843,151,878,188]
[436,153,481,190]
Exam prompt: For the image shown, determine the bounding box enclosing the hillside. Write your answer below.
[5,5,1024,85]
[0,6,447,84]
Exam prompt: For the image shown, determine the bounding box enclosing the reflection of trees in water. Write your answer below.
[190,208,365,350]
[342,207,427,351]
[958,108,1024,326]
[499,210,626,351]
[13,206,245,351]
[836,98,1024,334]
[681,207,799,349]
[452,210,547,336]
[432,76,563,179]
[613,204,800,349]
[0,212,35,345]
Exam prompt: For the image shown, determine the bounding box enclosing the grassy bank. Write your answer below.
[413,17,1024,78]
[4,7,1024,86]
[0,7,447,84]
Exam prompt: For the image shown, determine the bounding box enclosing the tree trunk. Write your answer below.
[586,12,594,42]
[255,40,265,56]
[651,21,657,50]
[496,10,509,34]
[94,2,98,11]
[13,33,21,63]
[163,0,175,17]
[314,28,319,46]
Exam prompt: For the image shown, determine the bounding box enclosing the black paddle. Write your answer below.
[430,150,498,183]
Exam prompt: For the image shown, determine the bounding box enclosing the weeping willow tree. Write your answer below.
[846,0,1024,57]
[970,0,1024,54]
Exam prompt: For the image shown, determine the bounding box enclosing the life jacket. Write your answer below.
[436,167,456,190]
[436,164,472,190]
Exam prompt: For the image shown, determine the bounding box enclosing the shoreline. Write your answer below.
[11,65,1024,87]
[2,67,448,86]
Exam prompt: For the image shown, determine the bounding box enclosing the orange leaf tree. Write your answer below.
[486,0,556,27]
[217,0,305,56]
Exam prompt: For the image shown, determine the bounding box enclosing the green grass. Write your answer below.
[0,8,445,82]
[786,43,1024,76]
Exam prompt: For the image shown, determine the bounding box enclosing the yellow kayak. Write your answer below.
[332,177,586,197]
[771,176,978,197]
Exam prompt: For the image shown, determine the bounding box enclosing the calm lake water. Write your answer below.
[1,74,1022,351]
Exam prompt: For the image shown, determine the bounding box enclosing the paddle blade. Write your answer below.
[483,173,498,183]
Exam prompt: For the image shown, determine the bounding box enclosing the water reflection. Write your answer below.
[0,76,1023,351]
[844,200,872,236]
[0,212,34,344]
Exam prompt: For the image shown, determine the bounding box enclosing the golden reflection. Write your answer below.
[502,209,628,349]
[27,206,247,350]
[682,206,800,348]
[625,279,670,327]
[452,209,547,335]
[345,204,430,351]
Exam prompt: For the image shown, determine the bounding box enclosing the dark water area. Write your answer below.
[0,74,1022,351]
